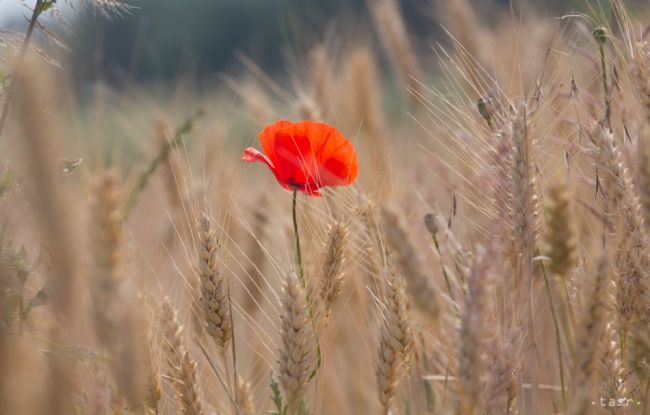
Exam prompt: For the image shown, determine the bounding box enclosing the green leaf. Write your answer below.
[20,288,47,321]
[270,379,286,415]
[298,400,310,415]
[0,169,19,199]
[2,242,33,283]
[28,288,47,309]
[14,246,30,282]
[38,0,57,13]
[423,379,435,412]
[3,291,20,325]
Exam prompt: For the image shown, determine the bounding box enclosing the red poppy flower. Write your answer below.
[242,120,358,196]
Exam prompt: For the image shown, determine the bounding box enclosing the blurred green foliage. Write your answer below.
[70,0,370,83]
[66,0,645,85]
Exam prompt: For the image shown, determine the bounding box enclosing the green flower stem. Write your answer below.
[291,186,321,379]
[292,187,305,286]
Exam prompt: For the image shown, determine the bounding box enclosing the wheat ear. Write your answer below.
[485,327,522,415]
[161,298,205,415]
[90,170,124,346]
[90,170,148,409]
[376,264,412,415]
[545,177,578,276]
[380,206,439,318]
[590,124,649,331]
[236,374,255,415]
[197,213,232,350]
[638,125,650,231]
[277,273,315,413]
[567,254,611,415]
[508,101,539,282]
[319,221,349,325]
[631,41,650,124]
[457,247,492,414]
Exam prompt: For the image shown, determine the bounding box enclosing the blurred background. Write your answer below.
[0,0,632,90]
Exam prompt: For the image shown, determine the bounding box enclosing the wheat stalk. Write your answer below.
[14,65,80,414]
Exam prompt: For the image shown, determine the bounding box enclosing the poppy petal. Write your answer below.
[242,147,275,172]
[319,149,358,186]
[272,130,319,187]
[288,121,358,187]
[259,120,293,167]
[247,120,357,197]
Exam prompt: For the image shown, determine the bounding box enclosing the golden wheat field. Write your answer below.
[3,0,650,414]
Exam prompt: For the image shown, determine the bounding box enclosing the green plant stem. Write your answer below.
[292,187,305,286]
[0,0,44,140]
[598,41,611,129]
[290,187,321,380]
[557,275,576,358]
[123,109,203,217]
[642,380,650,414]
[226,284,241,415]
[431,235,455,303]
